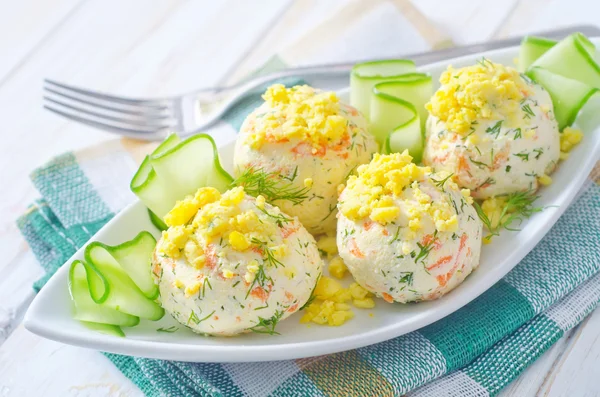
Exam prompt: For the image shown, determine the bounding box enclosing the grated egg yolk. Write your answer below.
[481,196,507,231]
[300,277,374,326]
[560,127,584,154]
[316,235,338,257]
[328,256,348,279]
[247,84,348,150]
[339,152,458,233]
[164,187,221,227]
[157,186,283,267]
[426,60,531,135]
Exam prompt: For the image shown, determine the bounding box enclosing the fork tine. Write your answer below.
[45,79,169,108]
[44,86,172,117]
[44,105,170,137]
[43,96,174,128]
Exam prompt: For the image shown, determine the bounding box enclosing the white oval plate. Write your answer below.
[24,42,600,362]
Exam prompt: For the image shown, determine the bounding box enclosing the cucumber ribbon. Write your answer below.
[68,231,164,336]
[350,60,432,161]
[131,133,233,221]
[524,33,600,130]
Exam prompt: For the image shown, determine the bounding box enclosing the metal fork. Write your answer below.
[43,25,600,141]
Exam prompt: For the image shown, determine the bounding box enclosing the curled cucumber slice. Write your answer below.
[98,231,159,300]
[371,75,432,162]
[530,33,600,88]
[372,93,421,161]
[374,74,432,132]
[85,239,164,321]
[526,67,598,130]
[148,209,168,231]
[518,36,556,72]
[80,321,125,337]
[69,260,140,328]
[131,133,233,218]
[350,60,416,119]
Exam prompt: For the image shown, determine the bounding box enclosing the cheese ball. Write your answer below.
[152,186,323,336]
[337,152,482,303]
[423,60,560,199]
[234,84,378,235]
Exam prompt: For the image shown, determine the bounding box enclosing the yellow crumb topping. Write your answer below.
[328,256,348,279]
[426,60,531,135]
[339,152,458,233]
[157,186,284,272]
[247,84,348,149]
[538,174,552,186]
[164,187,221,227]
[229,231,251,251]
[317,235,338,257]
[300,277,374,326]
[560,127,584,154]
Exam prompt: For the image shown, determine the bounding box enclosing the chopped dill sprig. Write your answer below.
[250,237,285,268]
[473,190,543,242]
[476,177,496,189]
[247,310,285,335]
[199,277,212,299]
[414,231,438,264]
[398,272,414,285]
[232,166,309,205]
[469,156,489,169]
[256,206,292,227]
[485,121,503,139]
[245,264,273,299]
[514,151,530,162]
[513,128,522,139]
[522,104,536,119]
[476,57,494,68]
[321,203,337,221]
[188,310,215,325]
[430,173,454,191]
[300,272,321,310]
[156,326,179,333]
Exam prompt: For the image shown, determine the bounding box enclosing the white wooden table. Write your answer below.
[1,1,599,395]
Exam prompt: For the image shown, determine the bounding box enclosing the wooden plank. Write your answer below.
[277,0,430,66]
[498,332,573,397]
[538,310,600,396]
[0,325,142,397]
[410,0,519,45]
[229,0,450,83]
[0,0,84,84]
[501,0,600,39]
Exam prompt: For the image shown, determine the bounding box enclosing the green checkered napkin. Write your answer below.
[19,83,600,396]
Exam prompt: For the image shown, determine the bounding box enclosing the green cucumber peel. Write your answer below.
[97,231,159,300]
[370,79,431,162]
[69,260,140,327]
[350,60,416,119]
[85,239,164,321]
[526,67,598,130]
[518,36,557,72]
[529,33,600,88]
[374,74,432,132]
[148,209,168,231]
[80,321,125,337]
[131,133,233,218]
